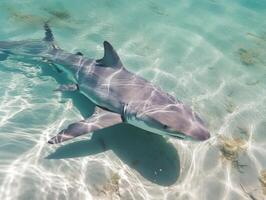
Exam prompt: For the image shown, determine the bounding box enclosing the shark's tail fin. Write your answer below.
[43,22,60,49]
[43,22,54,42]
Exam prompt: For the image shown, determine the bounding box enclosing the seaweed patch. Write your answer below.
[237,32,266,66]
[259,170,266,196]
[238,48,257,66]
[218,136,248,172]
[94,172,121,198]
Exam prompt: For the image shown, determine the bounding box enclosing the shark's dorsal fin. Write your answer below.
[96,41,123,68]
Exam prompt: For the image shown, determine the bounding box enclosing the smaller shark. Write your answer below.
[0,24,210,144]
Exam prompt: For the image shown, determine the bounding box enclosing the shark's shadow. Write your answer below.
[1,59,180,186]
[47,125,180,186]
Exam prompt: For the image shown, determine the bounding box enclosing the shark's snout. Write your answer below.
[189,127,210,141]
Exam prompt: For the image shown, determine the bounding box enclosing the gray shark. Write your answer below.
[0,24,210,144]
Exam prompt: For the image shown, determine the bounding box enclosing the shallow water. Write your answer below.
[0,0,266,199]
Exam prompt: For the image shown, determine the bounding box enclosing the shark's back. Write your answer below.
[78,64,177,114]
[72,40,178,114]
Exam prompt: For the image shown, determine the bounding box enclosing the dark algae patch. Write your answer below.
[6,6,45,25]
[43,7,71,20]
[238,32,266,66]
[148,2,169,16]
[5,5,72,27]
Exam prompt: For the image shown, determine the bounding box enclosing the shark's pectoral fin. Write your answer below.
[42,58,63,73]
[96,41,123,68]
[54,84,79,92]
[49,62,63,73]
[48,107,123,144]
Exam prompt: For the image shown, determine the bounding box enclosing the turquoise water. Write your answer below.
[0,0,266,199]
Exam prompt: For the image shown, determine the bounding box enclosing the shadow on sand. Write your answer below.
[1,58,180,186]
[47,124,180,186]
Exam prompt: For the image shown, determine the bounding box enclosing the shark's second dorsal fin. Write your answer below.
[96,41,123,68]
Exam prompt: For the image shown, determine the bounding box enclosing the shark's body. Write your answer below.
[0,24,210,144]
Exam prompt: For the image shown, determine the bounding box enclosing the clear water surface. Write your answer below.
[0,0,266,199]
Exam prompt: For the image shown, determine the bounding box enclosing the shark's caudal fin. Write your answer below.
[48,107,123,144]
[96,41,123,68]
[43,23,54,42]
[43,23,60,49]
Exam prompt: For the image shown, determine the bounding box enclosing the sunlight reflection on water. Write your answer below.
[0,0,266,199]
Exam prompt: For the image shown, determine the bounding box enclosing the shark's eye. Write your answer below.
[163,125,168,129]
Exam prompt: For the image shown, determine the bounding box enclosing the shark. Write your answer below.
[0,24,210,144]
